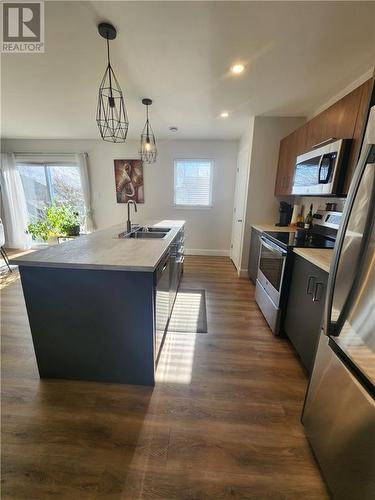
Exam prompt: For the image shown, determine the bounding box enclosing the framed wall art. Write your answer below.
[114,159,144,203]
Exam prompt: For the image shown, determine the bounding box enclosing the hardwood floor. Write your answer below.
[1,256,328,499]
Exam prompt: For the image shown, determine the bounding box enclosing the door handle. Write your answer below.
[318,153,333,184]
[237,219,243,222]
[260,237,287,257]
[312,138,337,149]
[312,282,324,302]
[306,276,316,294]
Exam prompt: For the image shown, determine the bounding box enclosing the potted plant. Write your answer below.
[27,205,81,243]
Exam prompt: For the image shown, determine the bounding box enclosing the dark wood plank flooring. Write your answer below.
[1,256,328,499]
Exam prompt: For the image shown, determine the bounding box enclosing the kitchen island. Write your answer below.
[11,220,185,386]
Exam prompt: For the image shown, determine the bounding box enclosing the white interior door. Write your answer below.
[230,147,249,270]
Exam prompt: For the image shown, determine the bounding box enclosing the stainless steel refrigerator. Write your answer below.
[302,105,375,499]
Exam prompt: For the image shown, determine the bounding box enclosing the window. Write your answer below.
[174,160,213,208]
[17,163,85,222]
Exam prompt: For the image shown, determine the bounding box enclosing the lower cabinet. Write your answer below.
[284,255,328,374]
[248,228,261,284]
[155,253,171,359]
[155,227,184,361]
[170,227,184,313]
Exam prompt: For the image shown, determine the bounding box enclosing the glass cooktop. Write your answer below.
[264,231,336,250]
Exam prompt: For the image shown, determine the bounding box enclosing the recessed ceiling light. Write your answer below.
[220,112,229,118]
[231,63,245,74]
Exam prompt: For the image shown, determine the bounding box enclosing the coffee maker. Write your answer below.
[276,201,292,227]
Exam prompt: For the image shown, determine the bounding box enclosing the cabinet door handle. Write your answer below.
[306,276,316,294]
[313,282,324,302]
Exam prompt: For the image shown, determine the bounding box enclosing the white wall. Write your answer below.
[238,116,306,272]
[1,138,238,254]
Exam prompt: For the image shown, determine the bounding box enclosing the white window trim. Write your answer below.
[173,158,214,209]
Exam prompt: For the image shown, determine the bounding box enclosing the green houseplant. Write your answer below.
[27,205,80,242]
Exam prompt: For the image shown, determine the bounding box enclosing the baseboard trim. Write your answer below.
[185,248,230,257]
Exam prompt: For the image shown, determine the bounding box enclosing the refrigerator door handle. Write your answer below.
[306,276,316,295]
[312,282,324,302]
[324,144,375,337]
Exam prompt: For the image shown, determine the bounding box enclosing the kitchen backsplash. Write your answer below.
[296,197,346,216]
[279,195,346,218]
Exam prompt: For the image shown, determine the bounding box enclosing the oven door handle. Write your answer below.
[260,237,287,257]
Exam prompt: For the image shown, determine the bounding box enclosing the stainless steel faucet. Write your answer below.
[126,200,137,233]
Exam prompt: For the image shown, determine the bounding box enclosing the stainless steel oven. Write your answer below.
[255,236,287,333]
[292,138,350,195]
[254,211,341,336]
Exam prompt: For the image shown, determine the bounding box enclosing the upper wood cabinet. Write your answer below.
[274,124,307,195]
[305,86,363,151]
[343,79,374,194]
[274,79,374,196]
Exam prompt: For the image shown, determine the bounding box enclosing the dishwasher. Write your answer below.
[155,252,170,361]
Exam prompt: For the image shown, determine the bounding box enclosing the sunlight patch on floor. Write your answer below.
[0,266,20,290]
[168,292,203,333]
[156,291,204,384]
[156,331,197,384]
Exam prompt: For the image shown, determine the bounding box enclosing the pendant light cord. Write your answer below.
[106,35,113,99]
[106,36,111,67]
[146,104,150,138]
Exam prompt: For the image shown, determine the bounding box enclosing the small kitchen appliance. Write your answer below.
[276,201,292,226]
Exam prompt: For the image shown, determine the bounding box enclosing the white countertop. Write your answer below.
[293,248,333,273]
[11,220,185,272]
[252,224,294,233]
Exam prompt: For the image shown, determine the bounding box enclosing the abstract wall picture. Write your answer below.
[114,159,144,203]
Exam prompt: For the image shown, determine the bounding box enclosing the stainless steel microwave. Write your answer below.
[292,139,350,195]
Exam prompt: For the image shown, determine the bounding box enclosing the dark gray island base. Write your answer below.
[14,222,185,386]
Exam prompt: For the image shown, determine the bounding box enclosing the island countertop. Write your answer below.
[11,220,185,272]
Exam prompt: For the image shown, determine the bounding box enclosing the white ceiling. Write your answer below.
[1,1,374,140]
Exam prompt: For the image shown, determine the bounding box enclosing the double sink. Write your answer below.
[118,226,172,239]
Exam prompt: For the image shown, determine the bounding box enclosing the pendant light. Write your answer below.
[96,23,129,143]
[140,98,157,163]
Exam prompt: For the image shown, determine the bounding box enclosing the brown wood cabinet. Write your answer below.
[274,78,374,196]
[305,86,363,151]
[343,78,374,194]
[275,124,307,195]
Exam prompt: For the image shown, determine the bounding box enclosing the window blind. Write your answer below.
[174,160,213,207]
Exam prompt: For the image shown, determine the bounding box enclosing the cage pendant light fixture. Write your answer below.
[140,98,157,163]
[96,23,129,143]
